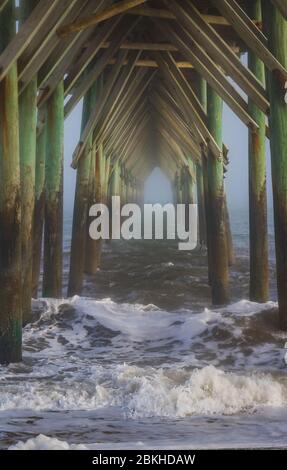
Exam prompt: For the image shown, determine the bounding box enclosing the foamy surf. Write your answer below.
[2,294,287,450]
[1,363,285,417]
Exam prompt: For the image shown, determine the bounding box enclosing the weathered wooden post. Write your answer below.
[195,75,213,283]
[120,165,126,206]
[32,117,47,298]
[107,159,120,241]
[0,0,22,363]
[42,82,64,298]
[181,165,194,231]
[247,0,269,303]
[207,85,229,305]
[264,1,287,329]
[68,82,98,297]
[19,0,38,323]
[85,143,104,274]
[224,195,235,267]
[196,163,207,247]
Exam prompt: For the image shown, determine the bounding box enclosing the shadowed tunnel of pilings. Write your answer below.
[0,0,287,364]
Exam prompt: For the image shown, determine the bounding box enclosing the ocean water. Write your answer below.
[1,209,287,450]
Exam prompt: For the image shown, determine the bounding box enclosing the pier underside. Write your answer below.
[0,0,287,363]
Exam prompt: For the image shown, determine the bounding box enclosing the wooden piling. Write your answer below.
[19,0,38,323]
[196,163,207,247]
[0,0,22,363]
[196,75,213,283]
[207,86,229,305]
[85,143,104,275]
[247,0,269,302]
[68,82,98,297]
[224,195,235,267]
[42,82,64,298]
[120,165,126,206]
[32,119,47,298]
[264,2,287,329]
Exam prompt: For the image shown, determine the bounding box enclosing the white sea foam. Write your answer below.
[1,297,286,432]
[1,363,286,417]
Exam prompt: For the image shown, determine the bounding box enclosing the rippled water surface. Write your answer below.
[1,211,287,450]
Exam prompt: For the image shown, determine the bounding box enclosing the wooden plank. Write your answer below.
[165,0,269,113]
[18,0,83,82]
[58,0,147,36]
[100,74,151,151]
[107,58,193,68]
[64,16,122,95]
[0,0,62,81]
[127,4,263,27]
[154,53,207,149]
[98,69,148,144]
[34,0,107,91]
[71,51,128,168]
[158,19,259,130]
[158,51,223,157]
[0,0,9,14]
[64,16,140,116]
[213,0,287,82]
[100,70,154,148]
[105,98,148,155]
[93,50,142,141]
[154,91,202,160]
[102,41,178,51]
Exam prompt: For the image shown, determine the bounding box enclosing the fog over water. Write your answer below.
[63,100,274,220]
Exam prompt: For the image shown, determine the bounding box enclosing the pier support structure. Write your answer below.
[248,0,269,303]
[264,2,287,329]
[42,82,64,298]
[207,86,230,305]
[0,0,22,363]
[68,81,98,297]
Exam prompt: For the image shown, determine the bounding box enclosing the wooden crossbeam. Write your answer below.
[164,0,269,113]
[18,0,99,91]
[0,0,61,81]
[71,50,128,168]
[35,0,103,90]
[105,97,148,155]
[64,16,122,95]
[272,0,287,19]
[106,101,148,159]
[158,51,223,157]
[155,104,202,163]
[157,19,259,130]
[101,70,155,149]
[153,89,202,162]
[92,50,142,141]
[99,69,148,144]
[64,16,140,117]
[127,5,263,28]
[0,0,9,14]
[18,0,82,82]
[58,0,147,37]
[154,53,207,149]
[212,0,287,82]
[107,58,193,68]
[102,41,177,52]
[127,5,228,25]
[120,113,150,164]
